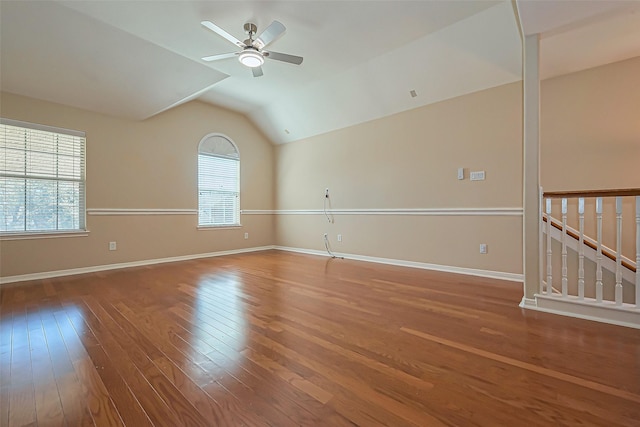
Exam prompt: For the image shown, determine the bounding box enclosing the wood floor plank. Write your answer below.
[7,384,36,427]
[72,356,123,426]
[55,372,95,427]
[33,380,65,427]
[403,326,640,404]
[0,386,8,427]
[251,331,447,426]
[22,307,65,427]
[7,308,37,427]
[68,299,184,427]
[56,305,152,427]
[1,250,639,426]
[38,309,75,382]
[113,299,314,426]
[85,296,239,426]
[164,306,326,426]
[9,309,32,388]
[0,311,12,427]
[164,299,342,426]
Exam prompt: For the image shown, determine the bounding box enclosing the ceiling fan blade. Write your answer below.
[264,51,303,65]
[201,21,245,48]
[201,52,238,62]
[252,67,264,77]
[254,20,286,49]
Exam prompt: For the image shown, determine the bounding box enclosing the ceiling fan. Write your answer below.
[201,20,303,77]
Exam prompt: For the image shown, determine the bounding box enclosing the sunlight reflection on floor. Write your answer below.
[186,272,249,378]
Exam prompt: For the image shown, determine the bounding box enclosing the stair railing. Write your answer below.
[541,188,639,309]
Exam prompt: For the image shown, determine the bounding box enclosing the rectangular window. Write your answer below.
[1,118,86,233]
[198,154,239,226]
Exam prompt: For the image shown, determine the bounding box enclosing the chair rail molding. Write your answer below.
[241,207,523,216]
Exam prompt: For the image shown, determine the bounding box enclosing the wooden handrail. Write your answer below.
[542,215,636,273]
[543,188,640,198]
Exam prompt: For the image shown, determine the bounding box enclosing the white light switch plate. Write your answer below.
[470,171,485,181]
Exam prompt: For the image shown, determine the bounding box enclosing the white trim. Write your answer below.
[519,296,537,308]
[198,132,240,158]
[274,246,523,282]
[0,246,275,285]
[241,210,273,215]
[197,225,242,230]
[528,294,640,329]
[242,207,523,216]
[87,208,197,216]
[0,231,89,241]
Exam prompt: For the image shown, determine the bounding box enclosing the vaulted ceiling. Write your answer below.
[1,1,639,144]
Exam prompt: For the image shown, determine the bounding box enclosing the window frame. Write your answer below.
[197,133,241,229]
[0,118,87,238]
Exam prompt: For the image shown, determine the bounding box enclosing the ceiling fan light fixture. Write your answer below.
[239,49,264,68]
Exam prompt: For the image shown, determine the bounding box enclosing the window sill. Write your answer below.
[197,224,242,230]
[0,230,90,241]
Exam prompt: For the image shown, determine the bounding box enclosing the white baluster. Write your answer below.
[539,187,545,295]
[636,196,639,308]
[596,197,603,303]
[546,198,552,295]
[578,198,585,300]
[615,197,623,305]
[561,198,568,297]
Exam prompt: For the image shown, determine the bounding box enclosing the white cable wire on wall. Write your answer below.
[323,188,331,223]
[323,188,343,259]
[324,233,343,259]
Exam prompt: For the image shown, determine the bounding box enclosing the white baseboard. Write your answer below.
[526,294,640,329]
[1,244,523,285]
[519,296,537,308]
[0,246,276,285]
[274,246,524,282]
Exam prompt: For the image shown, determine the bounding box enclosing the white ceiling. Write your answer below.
[1,1,639,144]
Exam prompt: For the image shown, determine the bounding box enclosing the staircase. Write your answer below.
[535,189,639,328]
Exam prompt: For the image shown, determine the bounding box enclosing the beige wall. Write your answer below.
[1,92,275,277]
[275,82,525,275]
[541,56,640,258]
[2,57,636,281]
[541,56,640,191]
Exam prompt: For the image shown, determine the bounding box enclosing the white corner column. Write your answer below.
[521,34,541,305]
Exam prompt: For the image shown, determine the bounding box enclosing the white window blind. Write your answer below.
[198,134,239,226]
[1,119,86,233]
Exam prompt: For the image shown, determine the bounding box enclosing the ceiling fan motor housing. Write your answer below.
[244,22,258,36]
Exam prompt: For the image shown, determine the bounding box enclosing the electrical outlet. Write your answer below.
[337,234,342,242]
[109,241,117,251]
[244,232,249,239]
[457,167,464,180]
[479,244,487,254]
[325,188,329,198]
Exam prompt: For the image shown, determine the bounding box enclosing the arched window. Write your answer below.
[198,134,240,227]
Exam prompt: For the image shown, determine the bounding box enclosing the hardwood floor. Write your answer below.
[1,250,639,426]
